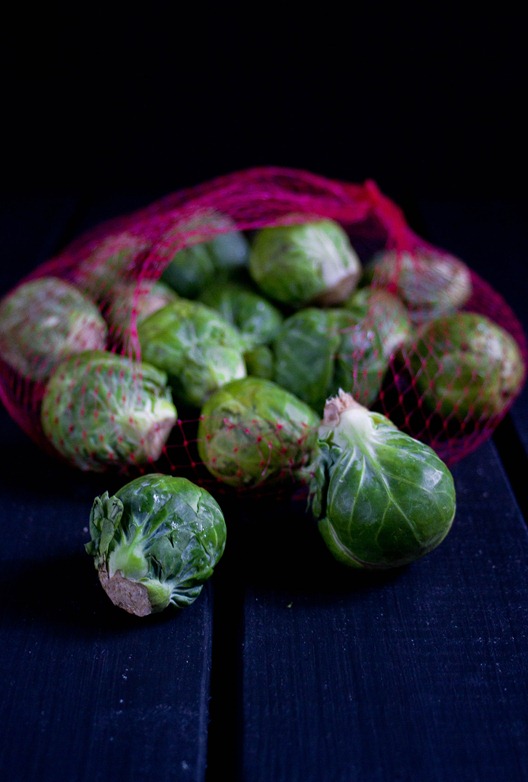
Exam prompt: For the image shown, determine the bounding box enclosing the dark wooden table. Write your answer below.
[1,189,527,782]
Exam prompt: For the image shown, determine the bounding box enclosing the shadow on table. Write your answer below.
[215,494,409,602]
[0,551,196,636]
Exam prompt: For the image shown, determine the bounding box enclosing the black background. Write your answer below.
[1,4,527,205]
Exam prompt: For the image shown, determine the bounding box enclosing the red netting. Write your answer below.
[0,167,526,497]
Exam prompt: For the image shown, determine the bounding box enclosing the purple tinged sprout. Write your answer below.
[0,276,108,381]
[406,312,525,420]
[342,287,413,358]
[103,278,178,354]
[72,231,151,303]
[366,248,472,324]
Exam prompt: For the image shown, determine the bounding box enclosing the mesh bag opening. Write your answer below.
[0,166,526,498]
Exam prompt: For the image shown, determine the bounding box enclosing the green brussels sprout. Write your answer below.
[249,219,362,308]
[41,350,177,472]
[104,278,178,352]
[198,281,284,351]
[365,248,472,324]
[406,312,525,420]
[137,298,247,408]
[85,473,227,616]
[197,376,320,489]
[309,390,456,569]
[161,209,250,298]
[0,276,108,381]
[273,290,411,414]
[273,307,340,413]
[73,230,151,303]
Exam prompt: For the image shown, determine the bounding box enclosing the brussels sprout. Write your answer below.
[198,281,284,351]
[0,276,108,381]
[249,219,362,308]
[161,209,250,298]
[406,312,525,420]
[137,298,247,408]
[309,390,456,569]
[41,350,177,471]
[104,278,178,352]
[85,473,227,616]
[365,248,472,324]
[273,290,411,414]
[73,231,151,303]
[161,241,215,300]
[342,287,413,357]
[197,376,320,489]
[273,308,339,413]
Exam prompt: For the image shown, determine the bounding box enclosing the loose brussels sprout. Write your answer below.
[364,248,472,324]
[198,281,284,351]
[103,278,178,352]
[309,390,456,569]
[406,312,525,420]
[73,230,151,303]
[41,350,177,472]
[0,276,108,381]
[197,376,320,489]
[137,298,247,408]
[249,219,362,308]
[273,289,411,414]
[85,473,227,616]
[161,209,250,298]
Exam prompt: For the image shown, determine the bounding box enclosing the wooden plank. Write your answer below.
[0,196,216,781]
[237,442,528,781]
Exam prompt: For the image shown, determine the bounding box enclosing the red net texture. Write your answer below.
[0,167,526,496]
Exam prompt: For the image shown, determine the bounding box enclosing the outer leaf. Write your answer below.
[199,281,283,350]
[273,308,339,413]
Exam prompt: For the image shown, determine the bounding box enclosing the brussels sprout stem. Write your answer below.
[322,389,362,422]
[319,390,376,452]
[98,565,154,617]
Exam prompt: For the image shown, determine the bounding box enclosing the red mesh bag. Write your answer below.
[0,167,526,495]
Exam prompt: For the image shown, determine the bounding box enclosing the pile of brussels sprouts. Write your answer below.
[0,210,525,616]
